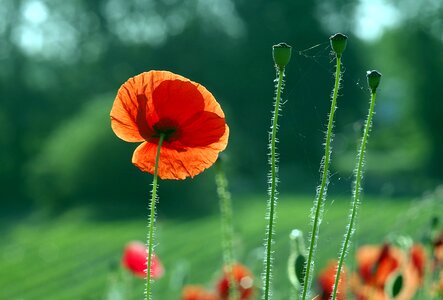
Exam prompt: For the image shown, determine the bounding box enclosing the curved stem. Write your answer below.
[301,56,341,300]
[263,67,284,300]
[331,91,377,300]
[146,133,165,300]
[215,162,238,300]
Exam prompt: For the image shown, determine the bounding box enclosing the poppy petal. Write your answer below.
[182,285,219,300]
[112,71,224,141]
[111,77,149,142]
[132,130,228,180]
[151,74,225,125]
[121,241,164,279]
[177,111,227,148]
[217,263,254,300]
[122,241,147,277]
[317,261,346,300]
[151,79,205,126]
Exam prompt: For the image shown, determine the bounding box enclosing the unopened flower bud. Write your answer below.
[385,272,404,298]
[273,42,292,71]
[366,70,382,93]
[330,33,348,58]
[288,229,307,289]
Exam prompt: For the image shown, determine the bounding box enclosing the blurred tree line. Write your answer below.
[0,0,441,215]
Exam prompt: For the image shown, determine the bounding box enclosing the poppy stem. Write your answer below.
[263,64,285,300]
[331,71,380,300]
[146,133,165,300]
[215,160,239,300]
[301,55,342,300]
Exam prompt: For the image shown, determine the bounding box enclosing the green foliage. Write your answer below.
[0,194,436,299]
[27,96,127,209]
[26,96,216,216]
[0,0,441,212]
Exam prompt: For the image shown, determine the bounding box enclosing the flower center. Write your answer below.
[152,119,180,141]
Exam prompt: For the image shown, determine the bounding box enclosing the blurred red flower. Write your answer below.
[110,70,229,180]
[409,244,427,284]
[217,263,254,300]
[121,241,164,279]
[181,285,219,300]
[358,244,399,288]
[317,260,346,300]
[351,244,419,300]
[439,271,443,293]
[433,232,443,266]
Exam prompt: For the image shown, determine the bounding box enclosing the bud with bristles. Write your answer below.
[273,42,292,71]
[288,229,307,290]
[366,70,382,93]
[330,33,348,58]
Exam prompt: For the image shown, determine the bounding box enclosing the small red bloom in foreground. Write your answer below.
[121,241,164,279]
[110,70,229,180]
[217,263,254,300]
[410,244,427,283]
[351,244,419,300]
[181,285,218,300]
[317,260,346,300]
[433,231,443,265]
[358,244,399,288]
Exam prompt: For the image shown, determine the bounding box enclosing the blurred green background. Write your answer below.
[0,0,442,298]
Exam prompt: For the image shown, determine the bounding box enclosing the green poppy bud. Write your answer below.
[273,42,292,71]
[385,272,404,298]
[431,216,439,229]
[288,229,307,290]
[366,70,382,93]
[330,33,348,58]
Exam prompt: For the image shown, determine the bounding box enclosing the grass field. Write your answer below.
[0,193,440,300]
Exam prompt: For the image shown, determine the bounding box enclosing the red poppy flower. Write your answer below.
[410,244,427,284]
[351,244,419,300]
[217,263,254,300]
[317,260,346,300]
[121,241,164,279]
[110,70,229,180]
[433,232,443,266]
[358,244,399,288]
[181,285,219,300]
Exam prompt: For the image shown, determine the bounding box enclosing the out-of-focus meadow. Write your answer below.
[0,0,442,299]
[2,194,442,299]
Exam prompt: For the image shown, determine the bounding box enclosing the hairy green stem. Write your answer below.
[301,56,342,300]
[215,162,238,300]
[263,67,284,300]
[331,91,377,300]
[146,133,165,300]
